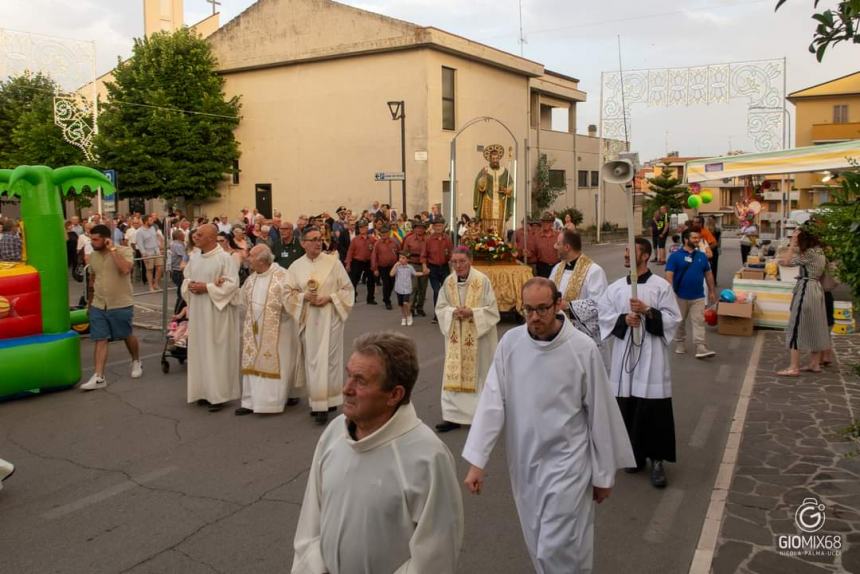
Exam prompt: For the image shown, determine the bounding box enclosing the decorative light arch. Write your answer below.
[0,28,97,161]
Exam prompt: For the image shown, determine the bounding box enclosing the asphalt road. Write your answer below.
[0,240,755,573]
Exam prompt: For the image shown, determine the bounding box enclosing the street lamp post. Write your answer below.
[387,101,406,213]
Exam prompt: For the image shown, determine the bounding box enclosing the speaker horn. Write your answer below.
[600,159,634,184]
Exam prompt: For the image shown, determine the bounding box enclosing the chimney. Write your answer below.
[587,124,597,137]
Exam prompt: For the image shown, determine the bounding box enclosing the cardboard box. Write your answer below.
[739,268,766,280]
[832,320,855,335]
[833,301,853,321]
[718,301,754,336]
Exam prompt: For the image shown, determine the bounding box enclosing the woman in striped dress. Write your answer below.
[777,228,830,376]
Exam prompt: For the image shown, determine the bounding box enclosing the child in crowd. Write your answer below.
[391,253,427,326]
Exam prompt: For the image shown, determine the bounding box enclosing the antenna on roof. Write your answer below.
[518,0,527,56]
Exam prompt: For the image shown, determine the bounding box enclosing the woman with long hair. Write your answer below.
[777,227,830,376]
[563,213,577,232]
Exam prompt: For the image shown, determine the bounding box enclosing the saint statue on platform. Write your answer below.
[473,144,514,235]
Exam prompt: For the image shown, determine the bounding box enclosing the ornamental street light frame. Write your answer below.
[387,100,406,213]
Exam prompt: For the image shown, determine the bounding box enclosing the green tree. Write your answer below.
[643,165,687,219]
[96,28,241,201]
[813,163,860,301]
[531,154,565,214]
[775,0,860,61]
[0,72,84,168]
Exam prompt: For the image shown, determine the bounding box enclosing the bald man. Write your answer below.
[182,224,242,412]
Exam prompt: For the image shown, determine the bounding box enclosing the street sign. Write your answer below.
[374,171,405,181]
[101,169,118,213]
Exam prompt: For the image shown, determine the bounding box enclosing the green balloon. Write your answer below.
[700,190,713,204]
[688,195,702,208]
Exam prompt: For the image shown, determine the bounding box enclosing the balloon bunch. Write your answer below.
[687,182,713,209]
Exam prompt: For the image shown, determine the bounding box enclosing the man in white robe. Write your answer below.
[181,224,241,412]
[285,225,354,425]
[597,237,682,488]
[463,278,634,573]
[235,244,303,416]
[292,332,463,574]
[549,229,611,368]
[434,246,500,433]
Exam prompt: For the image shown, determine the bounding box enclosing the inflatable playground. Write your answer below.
[0,165,114,398]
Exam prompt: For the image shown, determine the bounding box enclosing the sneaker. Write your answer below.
[401,318,407,326]
[80,373,106,391]
[406,316,414,326]
[650,460,667,488]
[695,346,716,359]
[674,344,686,355]
[131,360,143,379]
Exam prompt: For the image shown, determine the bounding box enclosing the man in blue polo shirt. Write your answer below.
[665,229,717,359]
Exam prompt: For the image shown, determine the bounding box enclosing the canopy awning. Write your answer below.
[684,139,860,183]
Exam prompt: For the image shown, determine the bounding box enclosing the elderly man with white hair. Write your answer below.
[236,244,304,415]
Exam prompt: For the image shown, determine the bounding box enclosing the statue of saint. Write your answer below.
[473,144,514,234]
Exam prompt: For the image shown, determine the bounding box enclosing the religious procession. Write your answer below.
[2,1,860,573]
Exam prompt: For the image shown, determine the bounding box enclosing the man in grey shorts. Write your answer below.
[80,225,143,390]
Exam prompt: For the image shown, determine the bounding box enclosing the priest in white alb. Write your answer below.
[463,278,634,573]
[434,246,499,433]
[550,229,610,368]
[285,225,354,425]
[181,224,241,412]
[235,244,303,416]
[292,332,463,574]
[597,237,682,489]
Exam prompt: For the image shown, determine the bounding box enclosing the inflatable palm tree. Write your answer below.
[0,165,115,396]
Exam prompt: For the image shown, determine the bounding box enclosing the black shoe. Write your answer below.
[431,316,438,325]
[234,407,253,416]
[650,460,667,488]
[196,399,211,406]
[435,421,462,433]
[208,403,224,413]
[417,309,426,317]
[314,411,329,425]
[286,398,300,407]
[384,302,392,310]
[368,300,378,305]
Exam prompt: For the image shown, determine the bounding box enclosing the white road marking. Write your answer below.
[42,466,177,520]
[688,405,719,448]
[643,488,686,543]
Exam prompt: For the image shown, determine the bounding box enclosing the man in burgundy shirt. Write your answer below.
[372,223,401,310]
[345,219,377,304]
[401,220,429,316]
[422,219,454,324]
[531,212,561,277]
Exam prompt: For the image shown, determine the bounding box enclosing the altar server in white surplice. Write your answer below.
[235,244,304,416]
[285,225,354,426]
[292,332,463,574]
[463,277,634,574]
[181,224,241,412]
[597,237,681,489]
[434,246,499,433]
[549,229,611,368]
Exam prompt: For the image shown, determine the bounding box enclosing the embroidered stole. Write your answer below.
[241,271,286,379]
[442,275,484,393]
[552,254,593,302]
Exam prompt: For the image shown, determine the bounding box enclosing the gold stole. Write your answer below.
[442,275,484,393]
[551,254,593,302]
[241,270,287,379]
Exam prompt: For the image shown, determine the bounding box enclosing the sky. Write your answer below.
[1,0,857,161]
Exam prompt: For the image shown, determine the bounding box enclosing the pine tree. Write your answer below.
[644,164,687,218]
[96,28,241,201]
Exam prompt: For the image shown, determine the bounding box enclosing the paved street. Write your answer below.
[1,241,755,573]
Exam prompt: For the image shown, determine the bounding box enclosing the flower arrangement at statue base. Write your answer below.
[466,233,518,263]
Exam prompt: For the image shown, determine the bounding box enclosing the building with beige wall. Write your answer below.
[788,70,860,207]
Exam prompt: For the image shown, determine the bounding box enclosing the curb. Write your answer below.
[688,331,765,574]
